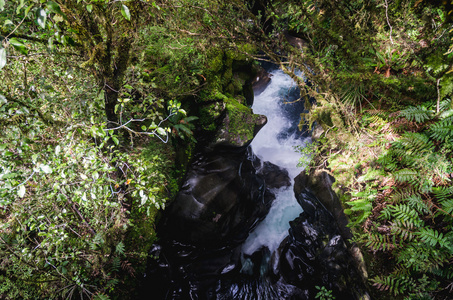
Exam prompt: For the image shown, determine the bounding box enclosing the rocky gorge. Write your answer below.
[140,66,370,299]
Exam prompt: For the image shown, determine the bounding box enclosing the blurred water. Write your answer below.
[242,69,309,256]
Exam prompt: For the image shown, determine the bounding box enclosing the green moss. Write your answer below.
[224,98,260,145]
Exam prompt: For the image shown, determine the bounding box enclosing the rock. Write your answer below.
[159,148,275,246]
[252,67,272,96]
[141,146,294,299]
[294,170,352,241]
[257,161,291,189]
[275,189,370,299]
[210,99,267,148]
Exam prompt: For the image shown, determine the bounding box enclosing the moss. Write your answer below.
[223,98,261,146]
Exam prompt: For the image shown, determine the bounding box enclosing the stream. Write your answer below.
[242,69,308,257]
[141,68,368,299]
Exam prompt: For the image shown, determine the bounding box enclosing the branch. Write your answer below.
[1,92,54,125]
[107,112,177,143]
[384,0,394,45]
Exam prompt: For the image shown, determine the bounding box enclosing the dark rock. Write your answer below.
[252,67,272,96]
[159,148,275,246]
[275,189,370,299]
[258,161,291,190]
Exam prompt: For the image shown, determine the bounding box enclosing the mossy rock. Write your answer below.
[211,98,266,148]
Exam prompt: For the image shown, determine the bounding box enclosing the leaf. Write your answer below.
[86,4,93,13]
[115,241,125,255]
[156,127,166,136]
[55,145,61,155]
[0,46,6,70]
[36,8,47,29]
[18,185,26,198]
[0,0,4,11]
[40,164,52,174]
[47,1,66,19]
[121,4,131,21]
[112,136,119,146]
[9,38,28,55]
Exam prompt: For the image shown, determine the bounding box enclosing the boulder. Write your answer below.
[275,189,370,299]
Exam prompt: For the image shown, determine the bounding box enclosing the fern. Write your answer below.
[429,116,453,142]
[115,241,125,255]
[417,228,450,248]
[393,169,418,185]
[110,256,121,273]
[400,105,433,123]
[366,232,397,251]
[381,204,424,228]
[406,194,433,216]
[391,220,417,241]
[391,188,420,204]
[372,273,415,295]
[392,132,434,154]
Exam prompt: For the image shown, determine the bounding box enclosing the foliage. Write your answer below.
[315,285,335,300]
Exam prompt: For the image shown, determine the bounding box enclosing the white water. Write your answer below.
[242,69,309,256]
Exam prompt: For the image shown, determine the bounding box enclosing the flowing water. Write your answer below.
[242,69,310,257]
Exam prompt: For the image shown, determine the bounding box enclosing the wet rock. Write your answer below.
[159,148,275,246]
[258,161,291,189]
[275,189,370,299]
[141,147,294,299]
[252,67,272,96]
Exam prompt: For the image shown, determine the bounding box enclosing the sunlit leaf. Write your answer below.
[36,8,47,29]
[0,0,5,11]
[40,164,52,174]
[9,38,28,55]
[121,4,131,21]
[86,4,93,13]
[18,185,26,198]
[0,46,6,70]
[156,127,166,136]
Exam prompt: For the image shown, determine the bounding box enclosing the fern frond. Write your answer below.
[372,273,415,295]
[391,221,417,241]
[431,265,453,279]
[417,228,450,247]
[366,232,397,251]
[382,204,424,228]
[429,116,453,142]
[433,186,453,203]
[401,132,434,153]
[400,105,433,123]
[115,241,125,255]
[110,256,121,273]
[406,194,433,215]
[391,188,420,204]
[393,169,418,185]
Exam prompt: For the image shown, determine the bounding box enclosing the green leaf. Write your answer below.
[9,38,28,55]
[86,4,93,13]
[47,1,66,19]
[36,8,47,29]
[0,0,5,11]
[0,46,6,70]
[18,185,26,198]
[112,136,119,146]
[156,127,166,136]
[121,4,131,21]
[40,164,52,174]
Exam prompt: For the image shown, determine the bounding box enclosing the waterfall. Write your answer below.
[242,69,310,256]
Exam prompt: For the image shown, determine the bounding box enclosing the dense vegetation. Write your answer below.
[1,0,452,299]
